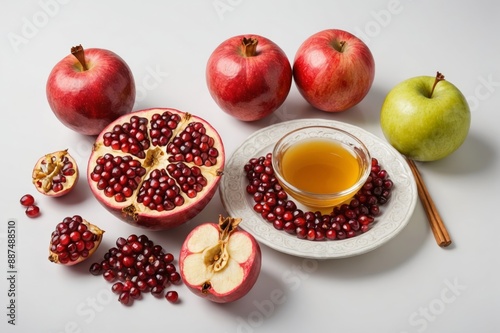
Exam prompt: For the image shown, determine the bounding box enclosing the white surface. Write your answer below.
[220,118,417,259]
[1,1,499,332]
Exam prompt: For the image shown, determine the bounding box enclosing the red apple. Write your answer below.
[206,35,292,121]
[46,45,136,135]
[179,216,261,303]
[293,29,375,112]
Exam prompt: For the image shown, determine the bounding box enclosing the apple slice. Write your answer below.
[179,215,261,303]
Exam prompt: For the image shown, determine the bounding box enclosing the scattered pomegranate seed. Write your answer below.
[25,205,40,218]
[89,263,103,276]
[165,290,179,303]
[20,194,35,207]
[90,234,182,305]
[118,291,131,305]
[112,282,124,294]
[244,153,394,241]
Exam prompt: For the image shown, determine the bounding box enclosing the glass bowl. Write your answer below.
[272,125,371,208]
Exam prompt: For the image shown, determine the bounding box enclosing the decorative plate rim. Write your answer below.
[219,119,417,259]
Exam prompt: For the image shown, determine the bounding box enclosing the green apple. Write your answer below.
[380,72,471,161]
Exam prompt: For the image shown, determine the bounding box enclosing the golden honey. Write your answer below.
[280,138,360,194]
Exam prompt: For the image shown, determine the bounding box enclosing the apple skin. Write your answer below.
[380,76,471,161]
[179,222,262,303]
[293,29,375,112]
[46,47,135,136]
[206,34,292,121]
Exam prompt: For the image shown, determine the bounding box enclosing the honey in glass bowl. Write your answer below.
[280,139,360,194]
[272,126,371,209]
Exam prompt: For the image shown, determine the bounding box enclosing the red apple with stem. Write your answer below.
[46,45,136,135]
[206,35,292,121]
[293,29,375,112]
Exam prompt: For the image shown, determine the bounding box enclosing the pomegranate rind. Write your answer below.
[48,219,104,266]
[32,149,79,197]
[179,220,262,303]
[87,108,225,230]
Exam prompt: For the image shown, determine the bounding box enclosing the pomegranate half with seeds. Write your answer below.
[87,108,225,230]
[32,149,79,197]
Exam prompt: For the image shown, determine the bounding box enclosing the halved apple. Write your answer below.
[179,216,261,303]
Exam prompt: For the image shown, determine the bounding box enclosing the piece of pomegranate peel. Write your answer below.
[48,216,104,266]
[32,149,79,197]
[179,215,262,303]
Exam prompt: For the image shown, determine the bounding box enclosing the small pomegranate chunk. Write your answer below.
[243,154,394,241]
[89,234,182,305]
[87,108,225,230]
[32,149,79,197]
[48,215,104,265]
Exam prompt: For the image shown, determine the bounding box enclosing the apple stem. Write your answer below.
[429,71,445,98]
[331,40,346,53]
[71,44,88,71]
[241,37,258,57]
[339,41,346,52]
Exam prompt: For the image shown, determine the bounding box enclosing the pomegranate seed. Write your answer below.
[112,282,124,294]
[165,290,179,303]
[169,272,181,284]
[163,253,174,263]
[326,229,337,240]
[151,285,164,297]
[89,263,102,276]
[20,194,35,207]
[70,231,81,242]
[25,205,40,218]
[103,270,116,282]
[118,291,131,305]
[122,256,135,268]
[129,287,141,299]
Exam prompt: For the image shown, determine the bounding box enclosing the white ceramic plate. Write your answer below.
[219,119,417,259]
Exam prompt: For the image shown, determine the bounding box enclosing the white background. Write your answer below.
[1,0,499,332]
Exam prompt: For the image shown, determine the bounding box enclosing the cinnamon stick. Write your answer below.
[406,158,451,247]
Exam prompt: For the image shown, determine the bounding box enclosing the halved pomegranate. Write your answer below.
[87,108,225,230]
[32,149,79,197]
